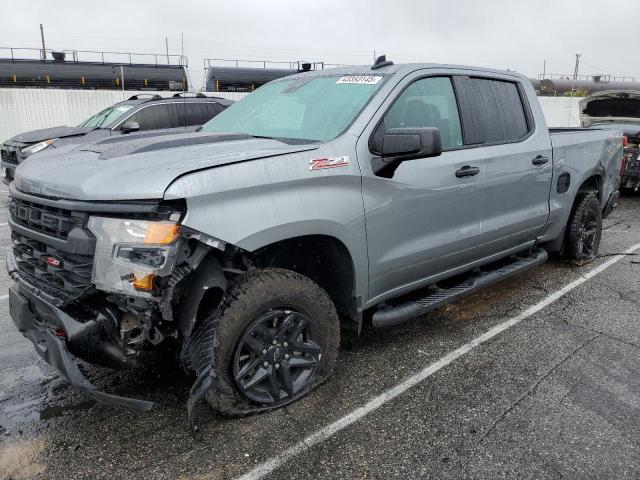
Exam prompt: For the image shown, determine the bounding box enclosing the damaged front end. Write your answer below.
[622,138,640,191]
[7,187,235,431]
[580,90,640,191]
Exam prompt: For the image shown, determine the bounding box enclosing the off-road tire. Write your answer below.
[205,268,340,416]
[564,192,602,265]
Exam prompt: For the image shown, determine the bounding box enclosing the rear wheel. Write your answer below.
[565,192,602,264]
[206,269,340,416]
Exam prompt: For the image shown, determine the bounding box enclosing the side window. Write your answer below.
[174,102,187,128]
[383,77,463,150]
[164,104,182,129]
[465,78,530,144]
[206,102,225,120]
[185,103,213,126]
[126,104,180,131]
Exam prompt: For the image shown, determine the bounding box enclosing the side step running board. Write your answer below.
[371,248,548,328]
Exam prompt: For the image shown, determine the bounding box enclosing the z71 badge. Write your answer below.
[309,156,350,171]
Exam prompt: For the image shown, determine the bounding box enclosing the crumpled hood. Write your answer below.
[14,132,318,201]
[8,126,96,144]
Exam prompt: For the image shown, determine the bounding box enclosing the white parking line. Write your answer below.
[236,242,640,480]
[0,295,7,301]
[605,229,640,234]
[0,222,7,227]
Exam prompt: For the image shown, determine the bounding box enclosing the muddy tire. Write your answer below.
[564,192,602,264]
[205,268,340,416]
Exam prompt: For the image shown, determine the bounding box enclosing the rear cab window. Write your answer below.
[453,76,533,146]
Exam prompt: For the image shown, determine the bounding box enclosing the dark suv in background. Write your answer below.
[1,93,233,184]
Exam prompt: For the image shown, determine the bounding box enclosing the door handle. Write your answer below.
[532,155,550,166]
[455,166,480,178]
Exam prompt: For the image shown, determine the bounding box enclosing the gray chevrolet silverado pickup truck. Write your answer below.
[7,58,622,429]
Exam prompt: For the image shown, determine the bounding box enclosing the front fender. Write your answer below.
[164,147,369,301]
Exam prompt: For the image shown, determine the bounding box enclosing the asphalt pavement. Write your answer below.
[1,183,640,480]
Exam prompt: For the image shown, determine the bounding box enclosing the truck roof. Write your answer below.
[289,62,527,82]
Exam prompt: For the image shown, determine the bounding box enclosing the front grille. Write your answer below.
[9,197,86,240]
[1,147,19,165]
[9,193,96,304]
[11,231,93,303]
[8,190,176,304]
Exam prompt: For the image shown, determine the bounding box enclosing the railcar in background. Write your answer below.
[0,48,188,91]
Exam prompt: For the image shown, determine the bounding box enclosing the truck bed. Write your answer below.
[549,126,621,152]
[539,126,622,249]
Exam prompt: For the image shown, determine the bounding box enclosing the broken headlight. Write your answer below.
[88,217,182,296]
[21,138,56,158]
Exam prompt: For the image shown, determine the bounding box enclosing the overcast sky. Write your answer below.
[3,0,639,89]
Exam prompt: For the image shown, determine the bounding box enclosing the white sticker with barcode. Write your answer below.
[336,75,382,85]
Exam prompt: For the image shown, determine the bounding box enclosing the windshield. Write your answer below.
[201,75,385,142]
[79,104,135,128]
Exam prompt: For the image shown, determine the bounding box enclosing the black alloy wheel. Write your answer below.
[575,208,599,258]
[565,192,602,263]
[233,308,322,405]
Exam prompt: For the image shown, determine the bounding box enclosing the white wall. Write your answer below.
[0,88,581,142]
[537,96,581,128]
[0,89,248,142]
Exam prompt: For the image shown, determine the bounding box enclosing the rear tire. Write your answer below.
[205,268,340,416]
[564,192,602,264]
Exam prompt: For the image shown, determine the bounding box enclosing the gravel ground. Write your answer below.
[1,183,640,480]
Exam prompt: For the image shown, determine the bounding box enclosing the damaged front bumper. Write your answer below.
[8,278,154,412]
[7,206,231,431]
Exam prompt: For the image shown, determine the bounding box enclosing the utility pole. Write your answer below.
[542,60,546,79]
[373,50,376,62]
[573,53,581,81]
[165,37,170,64]
[180,34,186,93]
[39,24,46,61]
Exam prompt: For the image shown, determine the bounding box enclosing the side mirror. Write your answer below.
[120,121,140,134]
[370,127,442,177]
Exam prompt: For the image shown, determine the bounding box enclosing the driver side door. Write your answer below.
[358,74,485,305]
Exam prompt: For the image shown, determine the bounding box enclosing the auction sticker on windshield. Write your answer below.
[337,75,383,84]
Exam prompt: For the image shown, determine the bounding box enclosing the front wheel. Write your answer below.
[564,192,602,264]
[206,269,340,416]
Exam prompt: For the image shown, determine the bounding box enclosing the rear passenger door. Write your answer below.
[454,76,553,254]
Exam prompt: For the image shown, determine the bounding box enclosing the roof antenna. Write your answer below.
[372,54,393,70]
